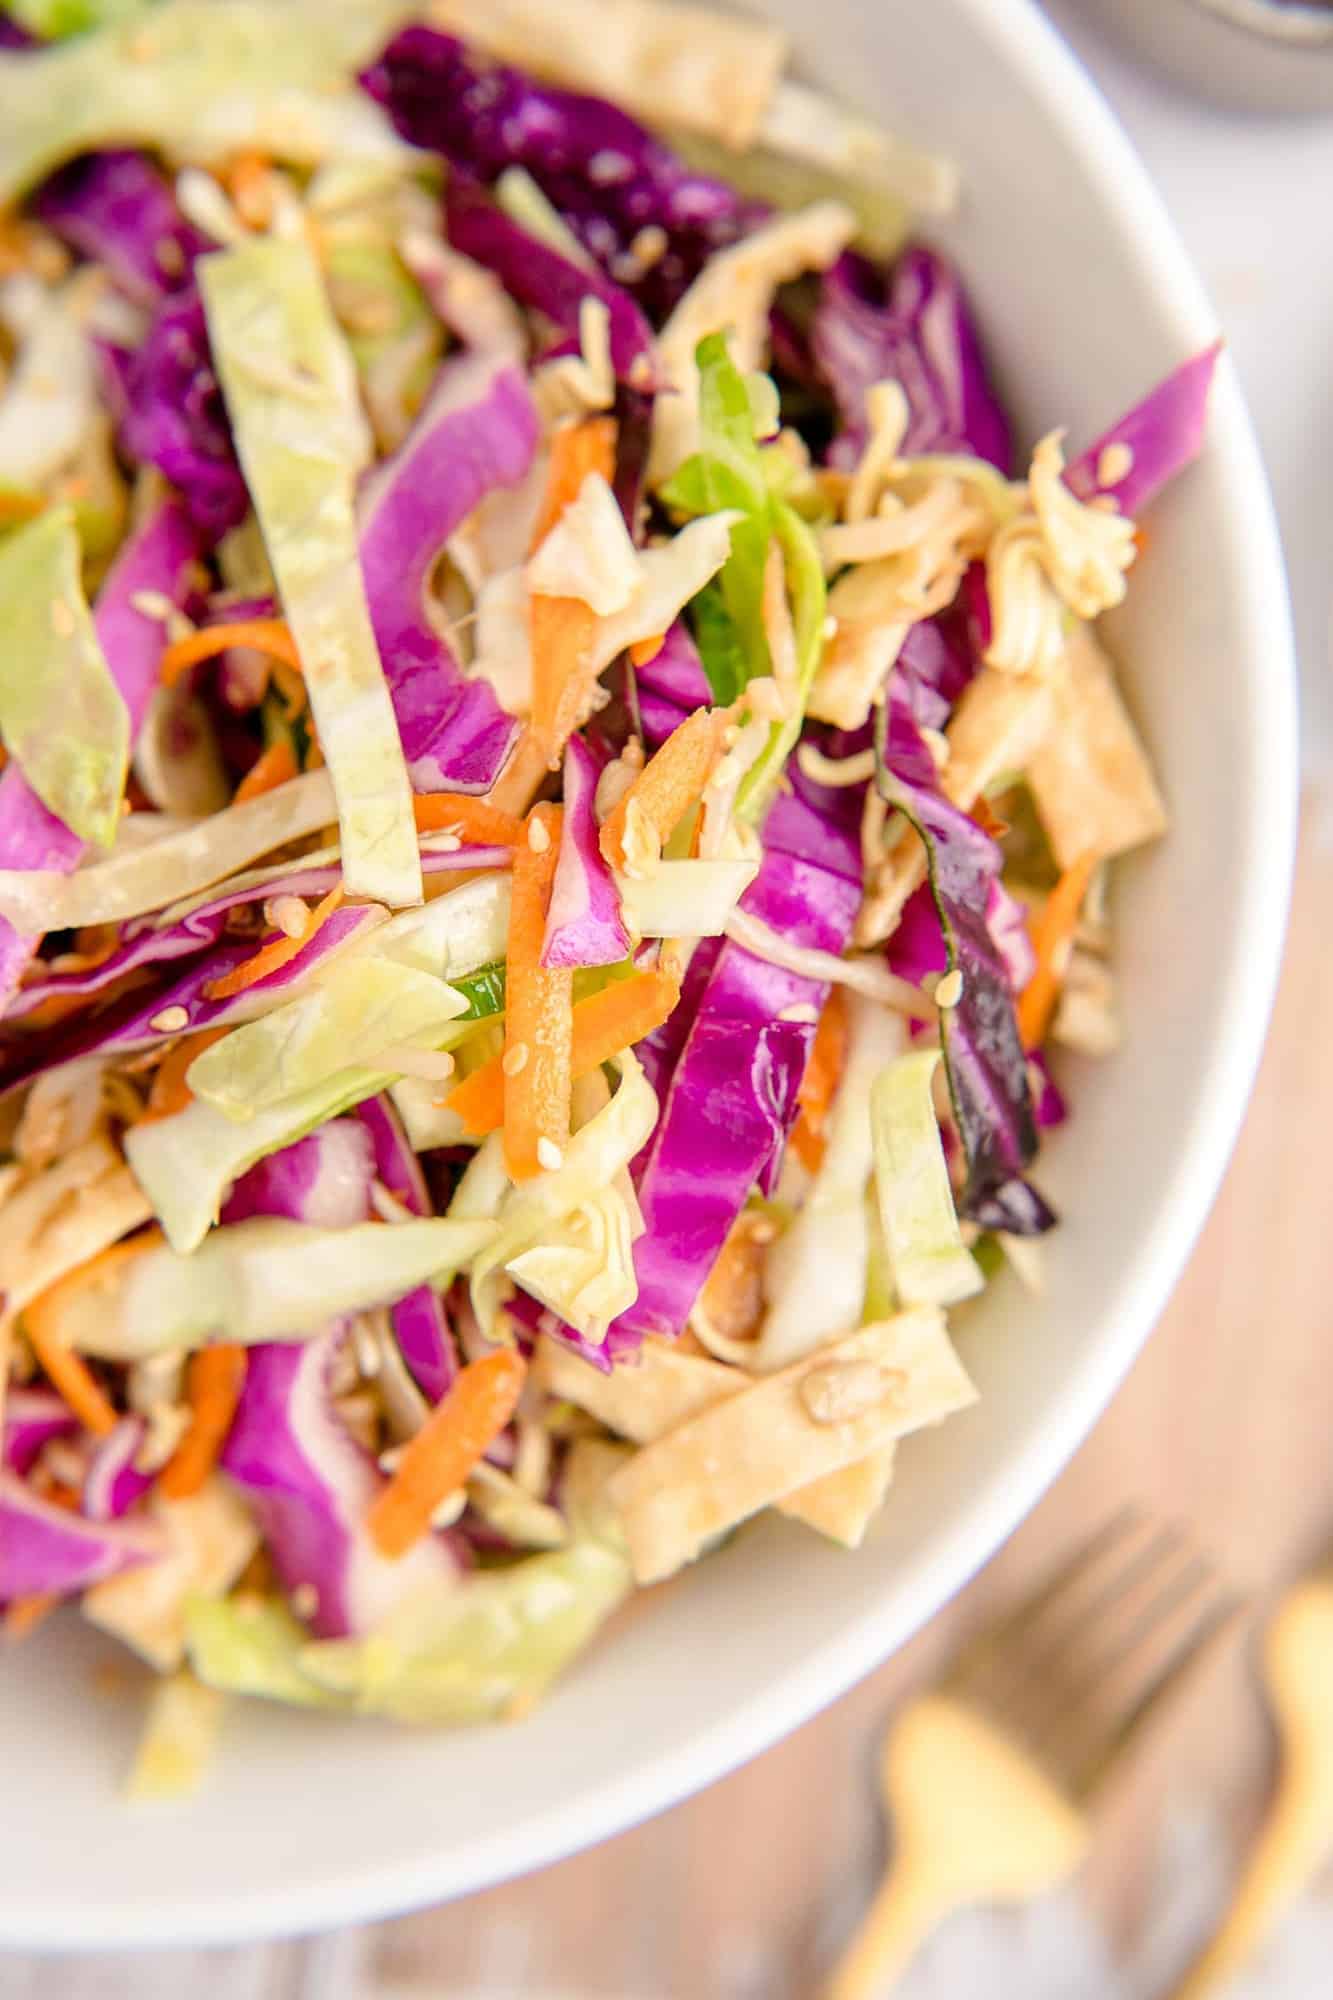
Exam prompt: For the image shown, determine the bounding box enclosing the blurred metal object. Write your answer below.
[1166,1568,1333,1998]
[822,1509,1241,1999]
[1073,0,1333,113]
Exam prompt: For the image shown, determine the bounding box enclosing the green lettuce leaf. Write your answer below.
[0,505,128,846]
[660,331,826,815]
[199,234,421,907]
[871,1048,985,1309]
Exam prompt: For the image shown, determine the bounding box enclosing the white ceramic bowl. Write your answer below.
[1,0,1296,1951]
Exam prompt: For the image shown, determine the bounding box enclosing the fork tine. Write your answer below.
[1066,1592,1244,1801]
[962,1519,1186,1725]
[946,1504,1143,1701]
[942,1509,1243,1806]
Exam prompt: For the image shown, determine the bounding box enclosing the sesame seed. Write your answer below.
[377,1446,404,1475]
[935,968,964,1009]
[502,1043,530,1077]
[777,1002,819,1025]
[527,817,551,854]
[149,1005,189,1034]
[822,614,839,640]
[1097,441,1134,489]
[130,589,175,621]
[432,832,462,853]
[430,1489,467,1530]
[265,895,309,939]
[536,1137,564,1172]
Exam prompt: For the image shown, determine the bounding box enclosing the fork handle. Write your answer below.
[1166,1770,1329,2000]
[822,1854,945,2000]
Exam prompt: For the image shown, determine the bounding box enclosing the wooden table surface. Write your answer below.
[5,813,1329,2000]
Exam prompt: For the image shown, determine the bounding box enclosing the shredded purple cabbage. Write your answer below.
[362,25,759,321]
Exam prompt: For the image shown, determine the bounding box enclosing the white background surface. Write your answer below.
[1047,0,1333,774]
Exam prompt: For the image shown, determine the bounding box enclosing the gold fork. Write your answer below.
[1165,1567,1333,1999]
[823,1509,1241,1999]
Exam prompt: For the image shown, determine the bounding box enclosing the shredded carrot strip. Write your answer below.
[158,619,301,690]
[140,1026,232,1124]
[225,150,275,228]
[448,967,680,1134]
[23,1236,162,1436]
[234,738,298,804]
[367,1348,528,1559]
[412,794,527,847]
[529,417,618,553]
[528,418,619,766]
[790,987,849,1174]
[203,883,344,1002]
[599,709,722,873]
[0,491,44,525]
[158,1344,247,1501]
[503,804,571,1182]
[1017,849,1099,1049]
[4,1594,57,1643]
[485,727,551,819]
[629,633,665,668]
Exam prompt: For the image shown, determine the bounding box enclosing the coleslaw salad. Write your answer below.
[0,0,1220,1794]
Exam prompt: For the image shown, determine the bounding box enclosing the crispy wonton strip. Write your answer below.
[604,1310,974,1582]
[537,1335,895,1549]
[1025,622,1167,868]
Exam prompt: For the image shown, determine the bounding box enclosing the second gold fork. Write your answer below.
[823,1509,1241,1999]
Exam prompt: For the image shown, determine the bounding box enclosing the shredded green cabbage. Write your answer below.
[755,993,904,1370]
[0,0,413,203]
[50,1213,500,1360]
[0,505,128,848]
[186,1595,348,1711]
[125,1670,226,1803]
[199,235,421,908]
[187,1444,631,1725]
[186,960,472,1122]
[871,1048,985,1309]
[469,1051,658,1340]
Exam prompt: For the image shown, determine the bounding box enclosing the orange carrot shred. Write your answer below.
[502,804,571,1182]
[528,417,617,554]
[599,709,721,874]
[528,419,619,767]
[628,633,665,668]
[140,1026,232,1124]
[1017,849,1099,1050]
[412,794,527,847]
[790,988,849,1174]
[484,727,550,818]
[158,618,302,690]
[4,1594,58,1643]
[158,1344,247,1500]
[203,883,344,1002]
[234,739,298,804]
[23,1236,163,1437]
[367,1348,528,1559]
[448,967,680,1133]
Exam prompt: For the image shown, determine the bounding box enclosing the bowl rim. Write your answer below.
[7,0,1298,1954]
